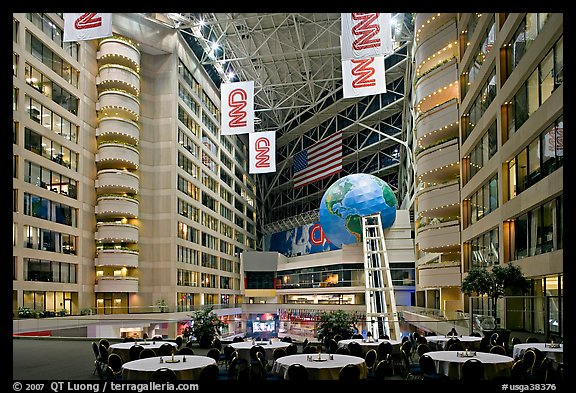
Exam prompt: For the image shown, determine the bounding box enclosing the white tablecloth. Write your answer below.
[121,355,215,380]
[426,351,514,380]
[110,341,178,362]
[512,343,563,364]
[230,340,291,362]
[272,353,368,380]
[425,336,483,350]
[337,338,402,355]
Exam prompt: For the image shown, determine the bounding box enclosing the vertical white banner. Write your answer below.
[221,81,254,135]
[341,13,393,61]
[342,56,386,99]
[63,13,113,42]
[249,131,276,174]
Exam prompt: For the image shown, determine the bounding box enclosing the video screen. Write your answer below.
[253,321,275,333]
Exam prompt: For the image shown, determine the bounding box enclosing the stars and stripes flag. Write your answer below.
[293,132,342,188]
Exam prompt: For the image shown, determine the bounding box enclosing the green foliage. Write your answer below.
[17,306,36,318]
[315,310,356,344]
[462,263,530,318]
[185,306,226,348]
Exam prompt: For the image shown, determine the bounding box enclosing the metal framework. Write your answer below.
[146,13,416,246]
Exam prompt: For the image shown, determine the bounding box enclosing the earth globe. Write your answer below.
[319,173,397,248]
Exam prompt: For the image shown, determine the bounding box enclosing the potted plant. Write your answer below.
[186,306,226,348]
[315,310,356,348]
[461,262,530,336]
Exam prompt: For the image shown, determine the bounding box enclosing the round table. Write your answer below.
[513,343,563,364]
[272,353,368,380]
[121,354,215,380]
[426,350,514,380]
[109,341,178,363]
[229,340,291,363]
[337,338,402,356]
[425,335,483,350]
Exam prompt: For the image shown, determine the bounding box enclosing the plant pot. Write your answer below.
[198,336,213,349]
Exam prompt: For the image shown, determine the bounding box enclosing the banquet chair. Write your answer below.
[286,343,298,355]
[416,336,428,346]
[416,343,431,358]
[99,338,110,349]
[152,336,163,341]
[139,348,156,359]
[177,347,194,355]
[106,353,123,380]
[91,342,104,378]
[336,346,351,355]
[333,334,343,342]
[400,346,422,379]
[249,345,265,361]
[328,338,339,353]
[525,336,540,343]
[232,336,245,343]
[174,336,183,349]
[206,348,221,363]
[490,332,500,347]
[352,333,364,339]
[249,355,267,381]
[419,354,448,381]
[98,343,110,366]
[158,343,175,357]
[123,336,135,343]
[302,345,317,354]
[373,359,391,380]
[445,337,461,350]
[199,363,220,381]
[510,359,528,381]
[281,336,293,343]
[212,337,223,351]
[129,344,144,361]
[227,355,248,380]
[380,334,390,340]
[339,364,361,380]
[151,367,178,382]
[461,358,485,381]
[364,349,378,376]
[286,363,309,381]
[273,347,287,361]
[521,349,537,370]
[347,341,363,358]
[448,342,465,351]
[223,345,236,366]
[377,341,393,361]
[489,345,507,355]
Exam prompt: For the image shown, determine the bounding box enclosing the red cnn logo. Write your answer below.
[74,13,102,30]
[254,137,271,168]
[351,58,376,88]
[228,88,248,128]
[310,224,330,246]
[351,13,381,51]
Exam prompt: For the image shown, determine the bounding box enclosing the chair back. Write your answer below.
[286,363,309,380]
[328,338,338,353]
[212,337,222,351]
[489,345,507,355]
[98,343,109,363]
[347,341,363,357]
[158,343,175,357]
[377,341,393,360]
[461,358,485,381]
[352,333,364,339]
[177,347,194,355]
[281,336,293,343]
[335,346,351,355]
[151,367,177,382]
[448,342,465,351]
[511,359,527,381]
[99,339,110,349]
[249,345,265,361]
[129,344,144,361]
[107,353,123,374]
[92,342,101,360]
[123,336,135,343]
[526,336,540,343]
[522,349,537,369]
[174,336,183,348]
[273,347,287,361]
[232,336,244,343]
[419,354,435,375]
[373,359,390,380]
[417,343,431,357]
[199,363,219,381]
[206,348,221,362]
[139,348,156,359]
[302,345,317,354]
[286,343,298,355]
[339,364,361,380]
[364,349,378,370]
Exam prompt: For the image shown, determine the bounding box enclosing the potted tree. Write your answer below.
[461,262,530,344]
[185,306,226,348]
[315,310,356,349]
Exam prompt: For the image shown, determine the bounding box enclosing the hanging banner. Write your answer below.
[221,81,254,135]
[63,13,113,42]
[340,13,393,61]
[342,55,386,98]
[249,131,276,174]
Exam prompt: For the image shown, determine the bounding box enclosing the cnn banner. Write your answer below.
[340,13,393,61]
[249,131,276,174]
[221,81,254,135]
[63,13,113,42]
[342,55,386,99]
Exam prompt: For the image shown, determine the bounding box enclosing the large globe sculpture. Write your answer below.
[319,173,397,248]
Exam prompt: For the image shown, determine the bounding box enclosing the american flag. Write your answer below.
[293,132,343,188]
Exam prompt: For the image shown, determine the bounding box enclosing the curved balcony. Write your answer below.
[95,222,139,243]
[415,70,458,116]
[97,90,140,122]
[96,117,140,144]
[416,181,460,218]
[416,220,460,253]
[95,276,138,293]
[97,37,140,72]
[415,13,456,46]
[416,138,460,184]
[95,248,139,268]
[414,18,457,68]
[417,262,462,288]
[95,195,139,218]
[97,64,140,96]
[415,102,458,151]
[96,143,139,170]
[96,169,139,194]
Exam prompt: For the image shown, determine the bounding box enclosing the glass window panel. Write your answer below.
[540,51,554,103]
[527,69,539,116]
[515,213,529,259]
[517,149,528,193]
[554,37,563,87]
[541,201,554,253]
[489,176,498,212]
[525,13,538,46]
[541,124,556,176]
[528,138,541,186]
